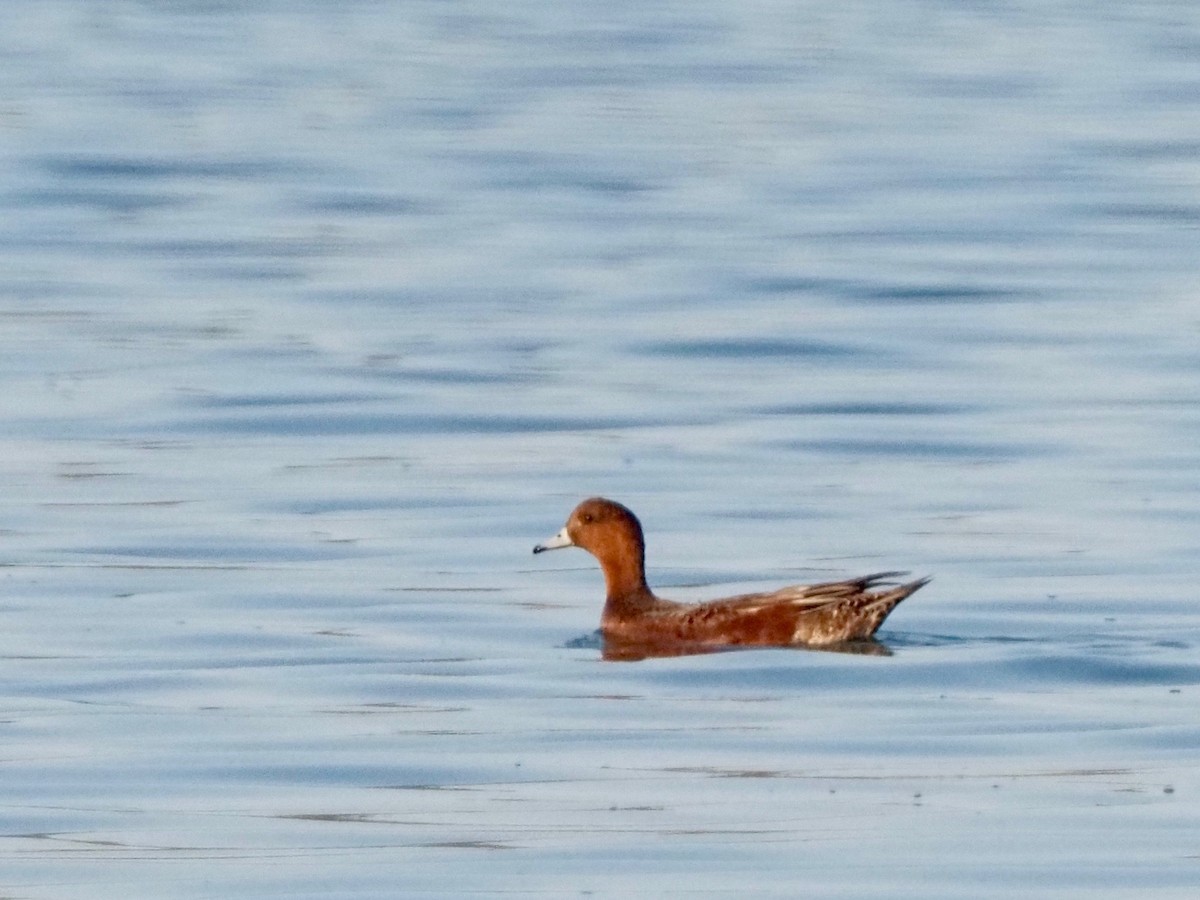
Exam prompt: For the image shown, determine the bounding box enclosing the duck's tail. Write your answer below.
[859,573,930,636]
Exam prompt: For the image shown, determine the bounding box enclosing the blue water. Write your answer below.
[3,2,1200,897]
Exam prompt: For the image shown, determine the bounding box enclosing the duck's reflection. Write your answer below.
[599,634,893,661]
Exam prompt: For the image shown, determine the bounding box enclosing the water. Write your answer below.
[2,1,1199,896]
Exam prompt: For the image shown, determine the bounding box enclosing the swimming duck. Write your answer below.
[534,497,928,650]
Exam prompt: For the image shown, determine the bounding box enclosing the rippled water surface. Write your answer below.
[3,2,1200,897]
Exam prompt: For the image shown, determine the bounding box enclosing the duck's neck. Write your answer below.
[597,546,656,618]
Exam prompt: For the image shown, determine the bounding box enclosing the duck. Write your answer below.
[533,497,928,651]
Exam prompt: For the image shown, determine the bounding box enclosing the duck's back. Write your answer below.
[602,573,928,647]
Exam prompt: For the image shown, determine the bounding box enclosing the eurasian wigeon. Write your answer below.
[534,497,928,652]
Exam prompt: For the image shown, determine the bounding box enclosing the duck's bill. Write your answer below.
[532,527,573,554]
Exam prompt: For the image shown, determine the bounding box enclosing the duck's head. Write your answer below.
[533,497,645,562]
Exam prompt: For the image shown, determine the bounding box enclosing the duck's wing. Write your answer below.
[696,571,922,613]
[668,572,928,645]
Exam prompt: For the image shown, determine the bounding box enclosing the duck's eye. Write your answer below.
[581,513,594,524]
